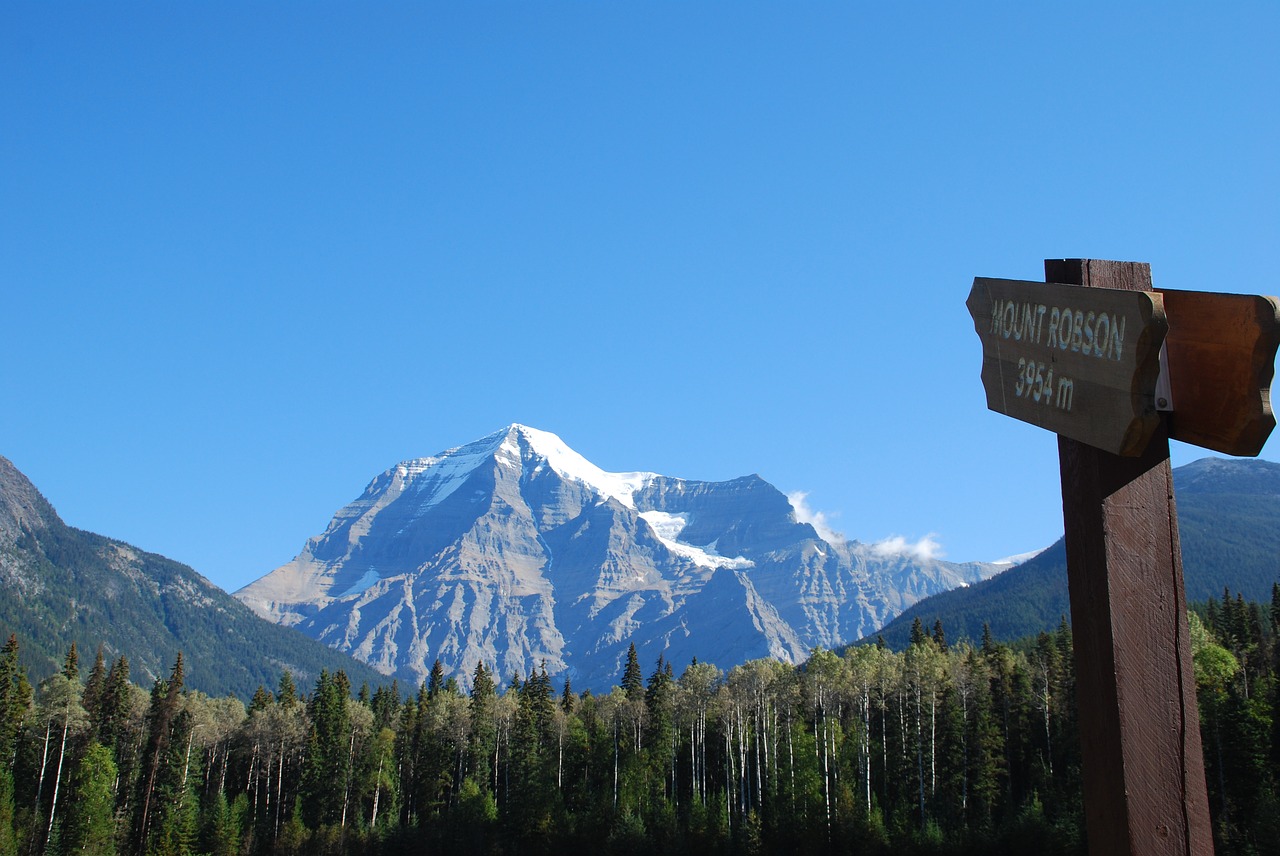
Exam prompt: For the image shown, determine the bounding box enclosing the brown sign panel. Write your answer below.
[967,278,1168,455]
[1158,288,1280,457]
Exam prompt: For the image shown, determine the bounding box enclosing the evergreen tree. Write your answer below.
[300,670,353,828]
[81,645,107,729]
[1271,583,1280,776]
[133,652,185,851]
[61,642,79,683]
[561,678,575,714]
[428,660,445,699]
[276,671,297,709]
[0,640,18,856]
[469,663,497,795]
[62,741,117,855]
[248,685,273,714]
[0,636,25,766]
[622,643,644,700]
[96,656,130,756]
[910,617,928,648]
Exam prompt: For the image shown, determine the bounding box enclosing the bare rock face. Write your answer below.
[236,425,1002,690]
[0,455,58,547]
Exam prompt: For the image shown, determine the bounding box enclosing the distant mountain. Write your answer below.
[237,424,1005,690]
[0,454,387,698]
[873,457,1280,648]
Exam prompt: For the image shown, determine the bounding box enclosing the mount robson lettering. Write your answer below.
[967,277,1168,456]
[990,298,1128,362]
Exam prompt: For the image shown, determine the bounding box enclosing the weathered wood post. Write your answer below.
[967,258,1280,855]
[1047,259,1212,855]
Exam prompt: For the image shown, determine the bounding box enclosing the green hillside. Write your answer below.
[874,457,1280,648]
[0,455,388,698]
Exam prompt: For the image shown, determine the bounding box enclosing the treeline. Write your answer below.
[0,586,1275,856]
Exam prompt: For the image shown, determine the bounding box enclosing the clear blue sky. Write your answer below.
[3,3,1277,593]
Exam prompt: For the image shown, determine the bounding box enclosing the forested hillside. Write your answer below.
[0,455,387,698]
[0,587,1274,856]
[876,457,1280,649]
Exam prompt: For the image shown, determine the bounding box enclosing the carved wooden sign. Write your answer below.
[966,278,1169,456]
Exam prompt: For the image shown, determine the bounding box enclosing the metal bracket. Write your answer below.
[1155,342,1173,411]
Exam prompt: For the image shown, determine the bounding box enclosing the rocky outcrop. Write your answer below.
[236,425,1003,690]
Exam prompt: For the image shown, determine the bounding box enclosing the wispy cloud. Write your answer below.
[787,491,844,544]
[869,534,944,561]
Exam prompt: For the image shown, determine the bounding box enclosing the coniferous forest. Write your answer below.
[0,587,1276,856]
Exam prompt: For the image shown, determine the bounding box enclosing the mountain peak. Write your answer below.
[481,424,656,509]
[237,424,1004,689]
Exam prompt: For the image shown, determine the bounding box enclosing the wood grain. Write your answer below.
[1047,259,1214,856]
[1157,288,1280,457]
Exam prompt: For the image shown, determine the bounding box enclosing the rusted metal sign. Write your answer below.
[966,277,1168,456]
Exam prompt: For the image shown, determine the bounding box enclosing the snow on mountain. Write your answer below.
[236,424,1004,690]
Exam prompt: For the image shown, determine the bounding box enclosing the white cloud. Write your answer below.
[787,491,845,544]
[869,534,944,561]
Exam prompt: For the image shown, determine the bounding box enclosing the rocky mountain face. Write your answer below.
[236,425,1003,690]
[0,454,388,698]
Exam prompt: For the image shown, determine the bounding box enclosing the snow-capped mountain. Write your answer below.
[235,425,1003,689]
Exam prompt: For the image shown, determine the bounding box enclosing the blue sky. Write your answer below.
[3,3,1277,593]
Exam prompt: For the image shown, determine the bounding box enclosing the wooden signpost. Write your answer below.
[966,278,1168,455]
[967,259,1280,856]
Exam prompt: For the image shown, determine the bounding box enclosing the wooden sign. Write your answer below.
[966,277,1169,456]
[1158,288,1280,457]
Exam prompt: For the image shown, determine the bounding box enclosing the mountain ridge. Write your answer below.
[872,456,1280,648]
[0,453,387,698]
[237,424,1004,690]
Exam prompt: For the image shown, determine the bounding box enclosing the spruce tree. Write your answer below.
[560,678,575,714]
[248,685,273,714]
[0,640,17,856]
[621,643,643,700]
[428,660,445,699]
[61,642,79,683]
[81,645,107,727]
[0,636,24,766]
[1271,584,1280,777]
[910,617,928,648]
[469,663,497,793]
[133,652,185,851]
[62,741,117,855]
[300,669,353,828]
[277,671,297,709]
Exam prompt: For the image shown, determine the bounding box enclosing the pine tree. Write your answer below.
[277,671,297,709]
[0,635,24,767]
[81,645,107,728]
[300,670,353,828]
[622,643,643,700]
[910,617,928,648]
[62,741,117,855]
[248,685,273,714]
[61,642,79,683]
[428,660,445,699]
[133,652,185,850]
[561,678,575,714]
[1271,583,1280,781]
[0,641,18,856]
[97,656,131,779]
[469,663,497,795]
